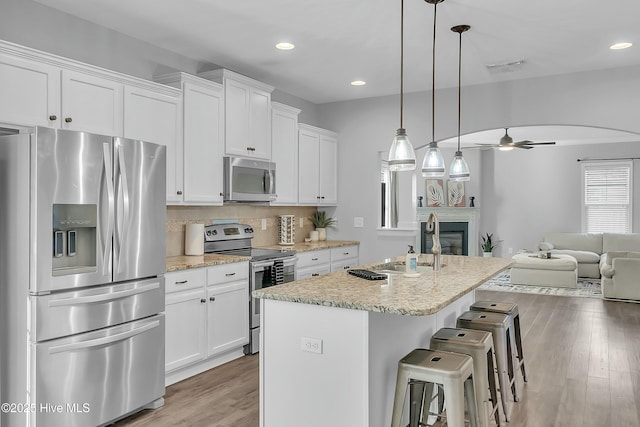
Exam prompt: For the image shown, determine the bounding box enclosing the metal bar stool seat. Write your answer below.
[456,310,517,422]
[430,328,501,427]
[391,348,480,427]
[470,300,528,383]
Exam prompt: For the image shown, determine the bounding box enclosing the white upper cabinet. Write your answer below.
[155,73,224,205]
[271,102,301,205]
[298,124,338,206]
[0,52,59,127]
[199,69,274,160]
[61,70,123,135]
[123,85,182,203]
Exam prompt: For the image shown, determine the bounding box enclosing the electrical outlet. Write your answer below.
[261,218,267,230]
[508,247,513,254]
[301,336,323,354]
[354,217,364,228]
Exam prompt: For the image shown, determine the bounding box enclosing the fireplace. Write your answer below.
[421,221,469,256]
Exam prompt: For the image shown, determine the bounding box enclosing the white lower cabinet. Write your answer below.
[164,261,249,385]
[330,245,360,272]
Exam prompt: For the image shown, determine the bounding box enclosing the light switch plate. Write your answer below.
[354,217,364,228]
[261,218,267,230]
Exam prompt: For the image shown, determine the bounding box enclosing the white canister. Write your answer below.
[309,230,319,242]
[185,223,204,255]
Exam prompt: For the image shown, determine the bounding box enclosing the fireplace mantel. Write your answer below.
[416,207,478,256]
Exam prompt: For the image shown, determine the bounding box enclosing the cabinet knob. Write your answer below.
[177,190,183,195]
[311,273,320,277]
[48,115,57,121]
[200,298,207,303]
[343,266,350,269]
[209,296,216,302]
[220,192,224,197]
[321,196,325,199]
[64,117,72,123]
[316,196,321,199]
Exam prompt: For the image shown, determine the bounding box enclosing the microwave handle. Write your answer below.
[263,169,275,195]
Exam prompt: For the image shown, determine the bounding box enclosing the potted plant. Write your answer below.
[481,232,497,257]
[309,211,336,241]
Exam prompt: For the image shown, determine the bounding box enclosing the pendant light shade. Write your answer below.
[448,24,470,182]
[421,0,445,178]
[388,0,416,172]
[389,128,416,171]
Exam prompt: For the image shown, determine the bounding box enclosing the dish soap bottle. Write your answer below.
[404,245,420,277]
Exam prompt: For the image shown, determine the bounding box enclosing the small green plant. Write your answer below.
[309,211,336,229]
[481,232,497,252]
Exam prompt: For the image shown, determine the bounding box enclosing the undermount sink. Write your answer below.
[372,261,444,275]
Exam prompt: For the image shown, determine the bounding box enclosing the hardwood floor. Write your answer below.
[115,291,640,427]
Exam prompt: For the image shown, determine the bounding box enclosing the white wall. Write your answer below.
[319,66,640,264]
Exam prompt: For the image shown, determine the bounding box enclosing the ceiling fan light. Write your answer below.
[388,128,417,171]
[449,151,470,181]
[498,146,514,151]
[421,142,446,178]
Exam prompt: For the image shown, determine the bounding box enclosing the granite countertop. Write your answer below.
[256,240,359,253]
[166,254,251,272]
[253,254,514,316]
[166,240,359,272]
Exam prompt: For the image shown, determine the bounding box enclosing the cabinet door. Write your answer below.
[165,288,207,373]
[271,104,299,205]
[124,86,181,203]
[207,281,249,356]
[319,134,338,205]
[298,129,320,204]
[182,82,224,204]
[249,87,271,160]
[0,53,60,127]
[61,70,123,135]
[224,78,251,157]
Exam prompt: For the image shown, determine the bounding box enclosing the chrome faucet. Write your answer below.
[426,212,442,271]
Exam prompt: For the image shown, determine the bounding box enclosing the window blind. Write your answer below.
[582,162,632,233]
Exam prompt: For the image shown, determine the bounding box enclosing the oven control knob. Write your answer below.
[244,227,253,234]
[212,229,218,235]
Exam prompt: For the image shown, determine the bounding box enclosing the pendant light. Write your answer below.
[421,0,446,178]
[388,0,416,172]
[448,24,471,181]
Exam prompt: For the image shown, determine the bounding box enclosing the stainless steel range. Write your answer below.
[204,223,297,354]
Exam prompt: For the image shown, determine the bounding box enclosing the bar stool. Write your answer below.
[471,301,528,383]
[391,348,480,427]
[430,328,501,427]
[456,311,516,422]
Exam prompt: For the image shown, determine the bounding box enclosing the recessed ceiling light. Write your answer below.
[350,80,366,86]
[275,42,295,50]
[610,42,632,50]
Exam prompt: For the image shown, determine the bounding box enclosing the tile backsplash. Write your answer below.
[167,205,317,256]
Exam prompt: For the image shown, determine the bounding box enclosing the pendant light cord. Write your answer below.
[399,0,405,129]
[431,2,437,144]
[457,27,462,153]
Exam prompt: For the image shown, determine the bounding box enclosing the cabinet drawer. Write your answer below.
[207,261,249,286]
[330,258,358,273]
[297,265,331,280]
[330,245,359,263]
[296,249,331,268]
[165,268,206,294]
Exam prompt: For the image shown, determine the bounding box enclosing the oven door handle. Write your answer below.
[251,259,275,270]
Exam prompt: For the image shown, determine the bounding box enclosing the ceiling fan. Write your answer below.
[469,128,556,150]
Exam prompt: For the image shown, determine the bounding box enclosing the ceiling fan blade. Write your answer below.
[465,144,499,149]
[513,140,556,146]
[514,144,534,149]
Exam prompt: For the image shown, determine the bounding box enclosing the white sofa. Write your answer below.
[600,251,640,300]
[538,232,640,279]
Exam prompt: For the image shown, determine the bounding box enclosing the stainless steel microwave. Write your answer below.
[223,156,276,202]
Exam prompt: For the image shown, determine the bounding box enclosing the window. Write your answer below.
[581,161,633,233]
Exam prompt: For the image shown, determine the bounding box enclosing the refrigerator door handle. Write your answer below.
[48,319,160,354]
[102,142,114,276]
[47,281,160,307]
[115,145,130,274]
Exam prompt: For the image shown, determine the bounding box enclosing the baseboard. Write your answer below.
[165,348,245,386]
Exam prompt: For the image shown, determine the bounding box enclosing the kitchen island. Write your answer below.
[254,254,513,427]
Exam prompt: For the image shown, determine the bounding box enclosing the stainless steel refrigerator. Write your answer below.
[0,126,166,427]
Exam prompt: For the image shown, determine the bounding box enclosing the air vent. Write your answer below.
[485,59,525,73]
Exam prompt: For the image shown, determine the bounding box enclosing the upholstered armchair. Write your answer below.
[600,251,640,300]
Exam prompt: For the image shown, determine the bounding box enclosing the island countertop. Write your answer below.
[254,254,513,316]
